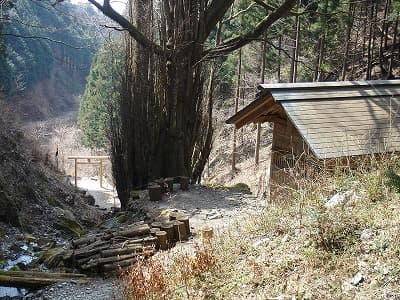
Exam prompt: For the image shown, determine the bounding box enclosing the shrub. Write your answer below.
[119,259,169,300]
[309,209,361,254]
[385,168,400,193]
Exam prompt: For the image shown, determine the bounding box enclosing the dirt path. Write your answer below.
[74,176,120,210]
[142,184,264,233]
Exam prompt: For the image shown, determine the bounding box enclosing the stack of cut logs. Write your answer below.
[150,211,191,250]
[148,176,189,201]
[69,214,191,273]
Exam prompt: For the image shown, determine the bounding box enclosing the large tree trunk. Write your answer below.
[112,0,209,207]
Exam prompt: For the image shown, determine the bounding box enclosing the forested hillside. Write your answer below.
[0,0,99,119]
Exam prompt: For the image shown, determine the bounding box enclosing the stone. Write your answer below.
[84,192,96,206]
[252,237,270,248]
[65,195,75,205]
[350,272,364,286]
[208,213,223,220]
[383,266,391,275]
[360,228,373,241]
[325,190,359,208]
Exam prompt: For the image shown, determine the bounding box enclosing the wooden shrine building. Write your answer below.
[226,80,400,197]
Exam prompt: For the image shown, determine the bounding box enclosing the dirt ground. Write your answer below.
[75,175,265,234]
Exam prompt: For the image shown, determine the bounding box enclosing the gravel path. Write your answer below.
[29,279,119,300]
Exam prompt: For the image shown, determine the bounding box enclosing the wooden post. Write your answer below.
[180,177,189,190]
[177,215,190,235]
[156,231,168,250]
[99,159,103,188]
[68,156,109,188]
[161,222,175,245]
[201,227,213,243]
[255,123,261,165]
[173,221,187,241]
[148,184,162,201]
[74,158,77,187]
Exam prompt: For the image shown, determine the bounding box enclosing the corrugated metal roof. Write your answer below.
[262,80,400,159]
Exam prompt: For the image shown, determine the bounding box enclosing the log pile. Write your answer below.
[68,215,191,273]
[68,223,155,273]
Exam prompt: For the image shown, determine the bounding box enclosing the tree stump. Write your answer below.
[150,228,160,236]
[154,179,167,193]
[180,176,189,190]
[161,223,175,245]
[148,184,162,201]
[156,231,168,250]
[173,220,187,241]
[169,211,181,221]
[165,177,174,193]
[151,221,162,229]
[177,215,190,235]
[201,226,213,243]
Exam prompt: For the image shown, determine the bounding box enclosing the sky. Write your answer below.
[70,0,127,14]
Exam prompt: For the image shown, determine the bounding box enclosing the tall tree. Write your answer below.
[87,0,297,208]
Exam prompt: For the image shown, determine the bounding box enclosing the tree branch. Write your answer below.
[87,0,163,54]
[252,0,274,11]
[203,0,235,41]
[205,0,297,58]
[222,3,256,24]
[0,33,90,49]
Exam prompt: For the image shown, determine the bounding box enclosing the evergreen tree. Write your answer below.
[78,40,124,150]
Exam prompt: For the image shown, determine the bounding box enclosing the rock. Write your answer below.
[252,237,270,248]
[360,228,373,241]
[63,176,72,185]
[54,217,83,237]
[325,190,359,208]
[208,213,223,220]
[383,266,391,275]
[65,195,75,206]
[350,272,364,286]
[84,192,95,206]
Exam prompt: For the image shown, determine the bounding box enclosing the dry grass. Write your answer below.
[118,154,400,299]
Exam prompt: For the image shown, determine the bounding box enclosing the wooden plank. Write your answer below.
[287,105,400,116]
[285,105,400,117]
[0,271,87,288]
[306,131,399,142]
[282,98,400,109]
[313,145,398,157]
[309,136,400,147]
[0,271,86,279]
[293,119,400,130]
[290,117,400,128]
[272,88,400,101]
[260,79,400,90]
[234,97,277,129]
[67,156,109,160]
